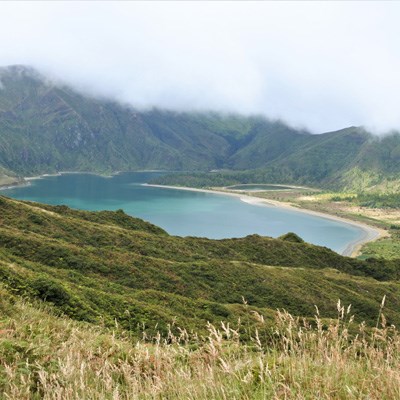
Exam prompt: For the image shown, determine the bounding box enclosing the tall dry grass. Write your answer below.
[1,294,399,399]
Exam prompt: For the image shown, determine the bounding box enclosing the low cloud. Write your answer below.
[0,2,399,133]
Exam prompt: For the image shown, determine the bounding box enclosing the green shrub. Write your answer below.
[278,232,305,243]
[31,277,70,305]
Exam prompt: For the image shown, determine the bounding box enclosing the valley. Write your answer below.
[2,1,400,396]
[0,65,400,399]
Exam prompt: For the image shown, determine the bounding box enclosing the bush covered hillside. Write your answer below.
[0,196,400,397]
[1,195,400,335]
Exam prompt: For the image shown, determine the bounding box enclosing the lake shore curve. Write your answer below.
[142,183,388,257]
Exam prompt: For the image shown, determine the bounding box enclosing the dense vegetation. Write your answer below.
[1,195,400,397]
[1,65,400,192]
[332,192,400,209]
[1,195,400,336]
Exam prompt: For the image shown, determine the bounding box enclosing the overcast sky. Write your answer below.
[0,1,399,133]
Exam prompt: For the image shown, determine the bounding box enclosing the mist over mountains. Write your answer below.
[0,65,400,191]
[2,2,400,133]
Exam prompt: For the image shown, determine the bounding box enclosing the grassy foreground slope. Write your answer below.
[1,284,399,399]
[0,195,400,334]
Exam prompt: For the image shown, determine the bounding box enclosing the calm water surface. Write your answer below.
[3,172,364,254]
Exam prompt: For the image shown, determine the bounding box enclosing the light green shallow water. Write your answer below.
[3,172,365,254]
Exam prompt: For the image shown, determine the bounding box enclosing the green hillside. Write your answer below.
[1,193,400,397]
[1,195,399,336]
[1,65,400,191]
[2,281,399,399]
[153,128,400,191]
[0,66,272,177]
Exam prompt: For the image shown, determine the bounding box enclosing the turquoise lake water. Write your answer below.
[2,172,364,254]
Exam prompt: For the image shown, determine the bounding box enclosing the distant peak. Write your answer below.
[0,65,42,80]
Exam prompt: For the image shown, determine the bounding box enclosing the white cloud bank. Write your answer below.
[0,1,399,133]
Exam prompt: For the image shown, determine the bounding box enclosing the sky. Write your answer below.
[0,1,399,134]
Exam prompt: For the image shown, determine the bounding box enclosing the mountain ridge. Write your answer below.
[1,65,400,191]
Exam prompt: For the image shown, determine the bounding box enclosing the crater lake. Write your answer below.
[2,172,369,255]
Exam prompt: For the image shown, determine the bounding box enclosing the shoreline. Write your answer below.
[0,179,29,191]
[143,183,388,257]
[2,169,171,188]
[0,170,121,191]
[1,172,387,258]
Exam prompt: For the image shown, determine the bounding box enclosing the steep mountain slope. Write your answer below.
[0,66,239,174]
[1,195,399,334]
[153,128,400,191]
[266,127,372,184]
[1,65,400,191]
[224,122,309,169]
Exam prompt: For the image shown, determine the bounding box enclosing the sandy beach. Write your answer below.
[143,183,388,257]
